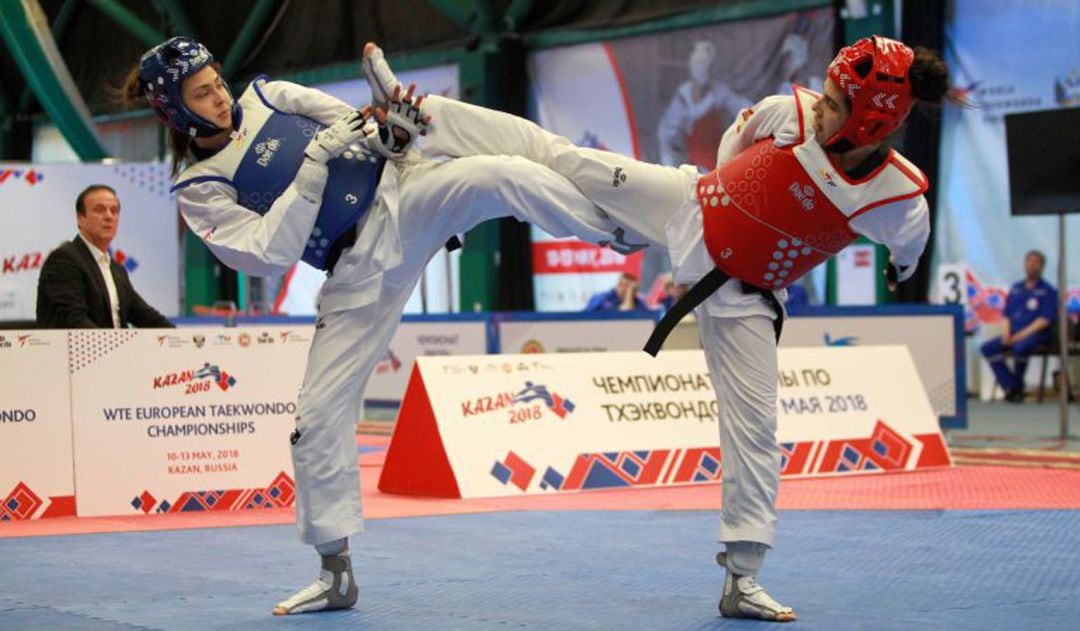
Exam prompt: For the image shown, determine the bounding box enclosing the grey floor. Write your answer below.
[950,399,1080,451]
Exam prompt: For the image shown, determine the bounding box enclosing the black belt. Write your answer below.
[643,267,785,357]
[325,225,359,276]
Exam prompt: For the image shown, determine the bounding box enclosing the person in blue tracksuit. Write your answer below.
[584,272,647,311]
[981,250,1058,402]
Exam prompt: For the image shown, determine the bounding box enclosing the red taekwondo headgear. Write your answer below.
[825,36,915,149]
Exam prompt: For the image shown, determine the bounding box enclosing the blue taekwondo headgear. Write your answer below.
[138,37,241,138]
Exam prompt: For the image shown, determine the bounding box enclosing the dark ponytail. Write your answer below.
[908,46,965,107]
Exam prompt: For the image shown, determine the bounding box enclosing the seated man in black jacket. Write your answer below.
[36,184,174,329]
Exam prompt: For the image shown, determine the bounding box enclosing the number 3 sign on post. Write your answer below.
[934,263,968,307]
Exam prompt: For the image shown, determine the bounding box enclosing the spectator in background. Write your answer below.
[784,281,810,309]
[656,276,687,313]
[36,184,174,329]
[980,250,1057,403]
[585,272,646,311]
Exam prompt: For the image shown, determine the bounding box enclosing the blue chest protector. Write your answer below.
[232,111,384,269]
[175,79,385,271]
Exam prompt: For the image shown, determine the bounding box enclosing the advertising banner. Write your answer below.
[365,318,489,404]
[0,162,179,320]
[528,8,834,309]
[0,331,76,520]
[380,346,951,498]
[936,0,1078,305]
[782,307,963,425]
[69,327,311,517]
[496,314,657,354]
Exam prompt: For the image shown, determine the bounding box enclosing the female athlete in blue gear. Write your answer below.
[125,36,624,615]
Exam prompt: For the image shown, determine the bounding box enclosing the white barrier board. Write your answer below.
[365,320,488,403]
[498,317,656,354]
[69,327,311,517]
[781,313,958,419]
[380,346,952,498]
[0,331,76,520]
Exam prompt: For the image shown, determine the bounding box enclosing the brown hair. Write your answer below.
[116,61,226,178]
[908,47,966,107]
[75,184,117,216]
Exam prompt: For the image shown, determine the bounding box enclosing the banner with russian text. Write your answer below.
[0,331,76,520]
[69,327,311,517]
[365,319,489,404]
[496,313,656,354]
[380,346,950,498]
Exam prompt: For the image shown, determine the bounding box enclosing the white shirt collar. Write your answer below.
[78,231,111,265]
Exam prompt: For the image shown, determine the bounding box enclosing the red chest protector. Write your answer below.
[697,85,928,291]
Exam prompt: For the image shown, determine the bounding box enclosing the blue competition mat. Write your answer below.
[2,509,1078,630]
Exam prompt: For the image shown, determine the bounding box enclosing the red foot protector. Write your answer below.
[378,347,951,499]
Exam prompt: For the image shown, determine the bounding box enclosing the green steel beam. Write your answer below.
[18,0,79,113]
[0,85,11,158]
[525,0,829,49]
[152,0,197,37]
[0,84,10,121]
[87,46,463,123]
[473,0,499,33]
[424,0,476,32]
[0,0,107,160]
[503,0,535,31]
[277,46,464,88]
[426,0,500,34]
[220,0,277,80]
[455,34,523,311]
[85,0,164,47]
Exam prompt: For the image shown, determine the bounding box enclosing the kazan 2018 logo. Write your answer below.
[152,362,238,395]
[461,381,575,424]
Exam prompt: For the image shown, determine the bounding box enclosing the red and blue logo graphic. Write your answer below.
[153,362,237,392]
[490,451,536,491]
[512,381,575,418]
[110,248,139,273]
[0,168,44,186]
[489,422,946,492]
[461,381,574,420]
[965,269,1007,333]
[1,481,75,520]
[131,471,294,514]
[375,348,403,374]
[195,363,237,390]
[817,167,838,188]
[952,81,982,105]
